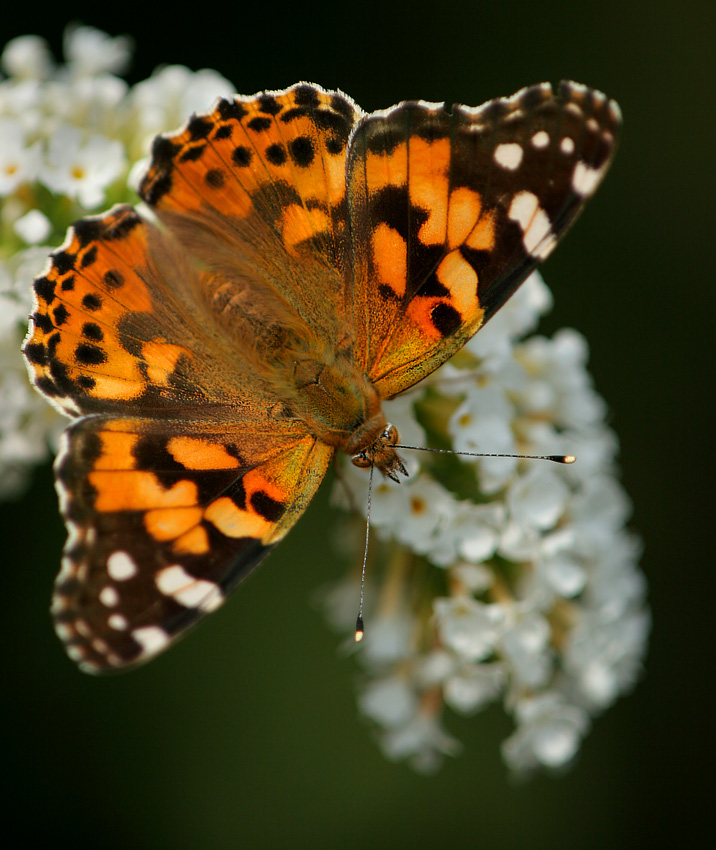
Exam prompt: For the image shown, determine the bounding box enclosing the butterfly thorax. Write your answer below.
[281,353,406,480]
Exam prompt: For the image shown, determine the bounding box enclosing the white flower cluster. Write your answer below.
[325,273,649,774]
[0,26,234,497]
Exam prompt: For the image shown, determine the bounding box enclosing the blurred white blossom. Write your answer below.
[40,126,126,208]
[322,274,649,774]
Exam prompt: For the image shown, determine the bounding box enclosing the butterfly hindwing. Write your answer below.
[346,81,621,398]
[53,415,332,672]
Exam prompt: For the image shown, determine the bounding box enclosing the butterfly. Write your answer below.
[23,81,620,672]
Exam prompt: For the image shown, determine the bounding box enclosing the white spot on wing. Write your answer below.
[531,131,549,148]
[107,551,137,581]
[67,645,85,662]
[75,619,91,638]
[572,161,604,196]
[99,586,119,607]
[156,564,224,611]
[108,613,128,630]
[132,626,170,656]
[560,137,575,155]
[54,622,72,641]
[508,191,554,257]
[494,142,523,170]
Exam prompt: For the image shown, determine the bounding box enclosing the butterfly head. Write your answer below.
[350,422,407,483]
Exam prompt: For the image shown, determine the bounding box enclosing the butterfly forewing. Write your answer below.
[140,84,362,343]
[346,81,620,399]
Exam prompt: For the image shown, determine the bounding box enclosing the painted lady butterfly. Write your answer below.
[23,81,620,672]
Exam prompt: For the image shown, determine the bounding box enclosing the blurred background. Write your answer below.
[3,1,713,847]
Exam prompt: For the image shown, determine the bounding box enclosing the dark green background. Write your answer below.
[3,2,713,847]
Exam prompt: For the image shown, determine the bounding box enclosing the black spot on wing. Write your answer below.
[293,85,321,108]
[75,343,107,366]
[34,276,57,303]
[32,311,53,333]
[232,146,252,166]
[24,342,47,365]
[104,270,124,289]
[217,98,247,122]
[289,136,314,167]
[187,115,212,140]
[80,245,97,268]
[248,116,272,133]
[81,322,103,341]
[205,169,226,188]
[82,293,102,311]
[179,144,206,163]
[430,302,462,337]
[266,143,287,165]
[53,304,69,326]
[257,94,281,115]
[251,490,286,522]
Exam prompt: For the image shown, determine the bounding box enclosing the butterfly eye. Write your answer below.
[381,424,399,446]
[351,452,372,469]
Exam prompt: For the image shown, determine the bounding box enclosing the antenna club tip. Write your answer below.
[354,615,364,643]
[563,455,577,464]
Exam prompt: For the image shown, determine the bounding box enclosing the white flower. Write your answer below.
[502,693,590,770]
[126,65,234,158]
[380,711,461,774]
[500,610,553,689]
[507,466,570,530]
[359,676,417,727]
[564,606,650,709]
[443,662,506,715]
[0,116,41,195]
[324,269,647,775]
[1,35,53,80]
[360,611,415,665]
[13,209,51,244]
[63,25,132,78]
[427,502,503,567]
[39,126,126,208]
[434,597,504,661]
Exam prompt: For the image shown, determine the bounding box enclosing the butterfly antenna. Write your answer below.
[354,461,374,643]
[395,445,576,464]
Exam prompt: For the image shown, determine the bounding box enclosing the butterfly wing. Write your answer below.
[24,204,267,417]
[52,415,330,672]
[345,80,621,398]
[139,84,362,355]
[24,206,332,672]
